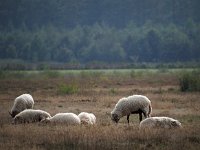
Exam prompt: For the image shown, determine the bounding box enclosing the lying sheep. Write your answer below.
[139,117,182,129]
[9,94,34,118]
[13,109,51,124]
[78,112,96,125]
[111,95,152,124]
[41,113,81,125]
[90,113,96,124]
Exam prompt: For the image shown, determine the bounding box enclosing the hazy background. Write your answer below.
[1,1,200,149]
[0,0,200,69]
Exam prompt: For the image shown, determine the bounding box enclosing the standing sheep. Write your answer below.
[139,117,182,129]
[78,112,96,125]
[9,94,34,118]
[13,109,51,124]
[41,113,81,125]
[111,95,152,124]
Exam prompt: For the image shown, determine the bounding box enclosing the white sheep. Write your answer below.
[78,112,96,125]
[111,95,152,124]
[139,117,182,129]
[13,109,51,124]
[9,94,34,118]
[41,113,81,125]
[89,113,96,124]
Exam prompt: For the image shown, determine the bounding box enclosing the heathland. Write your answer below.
[0,69,200,149]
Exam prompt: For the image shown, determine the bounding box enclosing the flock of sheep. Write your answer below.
[9,94,96,125]
[9,93,182,129]
[111,95,182,129]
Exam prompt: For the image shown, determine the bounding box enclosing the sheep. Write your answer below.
[111,95,152,124]
[9,94,34,118]
[78,112,96,125]
[139,117,182,129]
[13,109,51,124]
[41,113,81,125]
[89,113,96,124]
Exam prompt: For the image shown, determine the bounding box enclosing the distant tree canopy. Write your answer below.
[1,0,200,29]
[0,0,200,64]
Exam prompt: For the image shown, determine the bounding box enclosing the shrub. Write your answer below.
[179,70,200,92]
[42,70,60,78]
[0,70,6,79]
[110,88,117,94]
[80,70,104,79]
[58,83,78,94]
[130,70,136,78]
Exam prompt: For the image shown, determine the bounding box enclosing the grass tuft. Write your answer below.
[41,70,60,78]
[179,70,200,92]
[57,83,79,95]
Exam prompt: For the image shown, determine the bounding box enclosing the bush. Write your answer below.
[58,84,78,95]
[130,70,136,78]
[0,70,6,79]
[179,70,200,92]
[41,70,60,78]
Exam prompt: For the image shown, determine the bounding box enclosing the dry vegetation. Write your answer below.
[0,69,200,150]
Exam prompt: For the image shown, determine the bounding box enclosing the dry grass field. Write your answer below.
[0,69,200,150]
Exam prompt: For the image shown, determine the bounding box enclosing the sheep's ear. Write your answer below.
[39,115,44,121]
[40,118,46,122]
[111,114,119,123]
[171,121,177,126]
[16,116,21,120]
[113,114,118,119]
[41,118,49,123]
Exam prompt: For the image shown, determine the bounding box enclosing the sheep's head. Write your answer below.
[9,110,18,118]
[40,118,50,124]
[171,120,182,128]
[81,119,91,125]
[111,113,120,123]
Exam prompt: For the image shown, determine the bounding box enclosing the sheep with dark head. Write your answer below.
[111,95,152,124]
[13,109,51,124]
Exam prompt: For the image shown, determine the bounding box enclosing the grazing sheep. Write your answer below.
[78,112,96,125]
[9,94,34,118]
[111,95,152,124]
[139,117,182,129]
[89,113,96,124]
[13,109,51,124]
[41,113,81,125]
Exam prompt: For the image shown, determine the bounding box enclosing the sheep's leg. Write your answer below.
[139,113,142,122]
[127,115,130,124]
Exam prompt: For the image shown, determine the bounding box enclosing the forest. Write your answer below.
[1,1,200,149]
[0,0,200,68]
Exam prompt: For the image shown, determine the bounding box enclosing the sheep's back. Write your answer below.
[12,94,34,112]
[50,113,80,125]
[90,113,96,124]
[16,109,51,122]
[22,94,34,108]
[115,95,151,115]
[140,117,181,129]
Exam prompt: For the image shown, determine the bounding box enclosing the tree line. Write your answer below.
[0,21,200,63]
[0,0,200,65]
[1,0,200,29]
